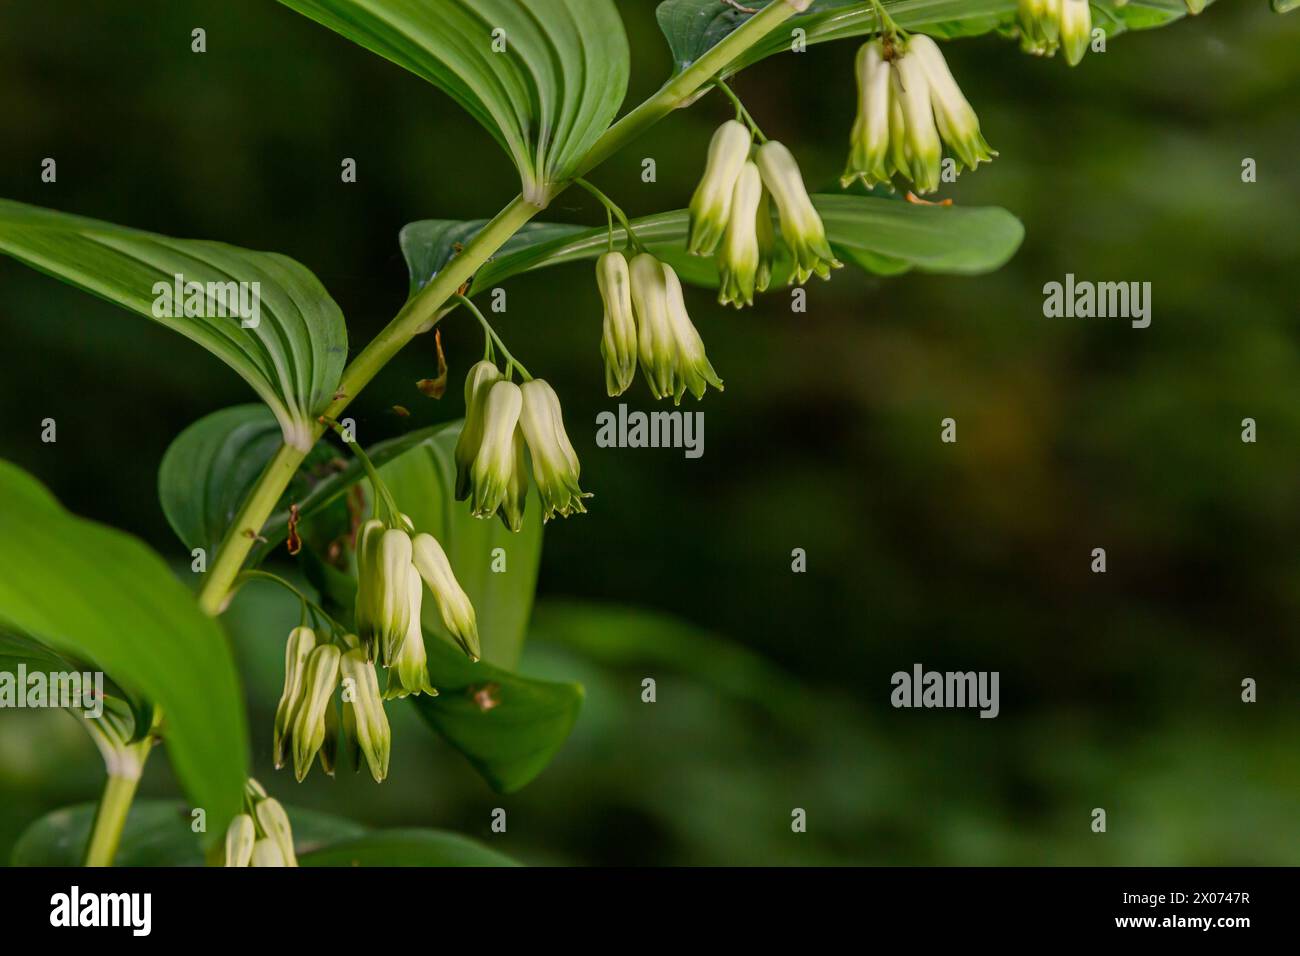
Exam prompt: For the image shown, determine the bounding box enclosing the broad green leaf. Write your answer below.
[402,194,1024,298]
[12,801,366,867]
[0,461,249,842]
[0,199,347,451]
[159,404,342,555]
[0,629,151,747]
[277,0,630,202]
[657,0,1212,76]
[300,828,520,866]
[411,636,583,793]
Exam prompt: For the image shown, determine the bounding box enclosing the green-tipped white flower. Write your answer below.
[843,40,894,189]
[598,252,637,397]
[1018,0,1061,56]
[518,379,590,519]
[290,644,340,782]
[454,360,502,501]
[273,626,315,770]
[718,162,765,309]
[629,253,676,401]
[754,141,842,284]
[888,86,911,180]
[385,566,438,699]
[341,647,390,783]
[662,266,724,403]
[502,426,529,533]
[250,838,287,867]
[411,532,481,661]
[470,380,523,522]
[629,254,723,403]
[356,524,414,665]
[224,813,255,867]
[687,120,753,256]
[909,35,997,172]
[254,797,298,867]
[890,48,943,194]
[1059,0,1091,67]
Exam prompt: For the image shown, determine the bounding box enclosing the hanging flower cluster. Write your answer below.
[223,780,298,867]
[455,360,591,523]
[843,34,996,194]
[1018,0,1094,66]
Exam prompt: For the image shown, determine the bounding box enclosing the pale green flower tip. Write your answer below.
[254,797,298,867]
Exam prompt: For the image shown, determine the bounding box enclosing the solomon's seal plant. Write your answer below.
[0,0,1243,866]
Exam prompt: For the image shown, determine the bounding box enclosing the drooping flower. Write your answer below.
[909,35,996,172]
[597,252,637,397]
[223,813,255,868]
[1059,0,1091,67]
[470,380,523,523]
[1018,0,1060,57]
[341,647,391,783]
[454,360,502,501]
[384,565,438,699]
[717,161,765,309]
[890,48,943,194]
[687,120,753,256]
[842,40,894,189]
[629,253,723,403]
[411,532,481,662]
[755,187,775,295]
[273,626,315,770]
[662,266,724,403]
[754,141,842,283]
[290,644,340,782]
[518,379,590,519]
[355,522,415,665]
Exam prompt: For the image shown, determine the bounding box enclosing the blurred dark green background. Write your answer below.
[1,1,1298,865]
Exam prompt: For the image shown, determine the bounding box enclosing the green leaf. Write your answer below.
[12,801,367,867]
[277,0,630,202]
[399,219,586,298]
[0,199,347,451]
[657,0,1213,76]
[159,405,342,555]
[402,194,1024,296]
[411,637,583,793]
[300,828,520,866]
[0,461,249,842]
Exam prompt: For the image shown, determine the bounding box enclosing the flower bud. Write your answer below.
[254,797,298,867]
[1059,0,1091,67]
[411,532,481,661]
[597,252,637,397]
[454,360,502,501]
[319,693,338,776]
[909,35,996,172]
[687,120,753,256]
[341,647,390,783]
[250,838,287,867]
[717,162,765,309]
[385,566,438,699]
[223,813,255,867]
[291,644,340,782]
[842,40,894,189]
[500,426,529,533]
[518,379,590,520]
[471,380,523,522]
[888,86,911,180]
[754,141,842,284]
[273,626,315,770]
[891,49,944,194]
[662,266,724,404]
